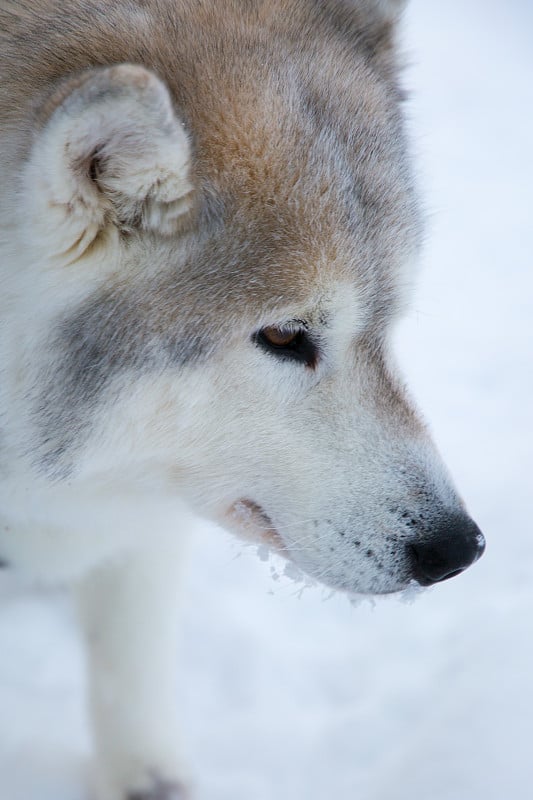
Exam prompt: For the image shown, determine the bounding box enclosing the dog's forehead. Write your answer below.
[172,8,420,328]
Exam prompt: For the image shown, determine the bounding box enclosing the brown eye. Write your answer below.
[253,324,319,368]
[261,326,300,347]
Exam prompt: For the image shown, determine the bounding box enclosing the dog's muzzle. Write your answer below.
[410,513,486,585]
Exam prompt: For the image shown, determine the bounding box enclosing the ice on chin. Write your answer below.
[253,543,428,607]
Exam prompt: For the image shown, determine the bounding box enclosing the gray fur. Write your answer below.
[0,3,486,797]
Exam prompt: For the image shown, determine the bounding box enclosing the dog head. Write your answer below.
[1,0,484,591]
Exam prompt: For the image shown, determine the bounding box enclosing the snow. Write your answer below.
[1,1,532,798]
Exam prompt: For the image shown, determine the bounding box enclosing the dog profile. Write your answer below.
[0,1,485,798]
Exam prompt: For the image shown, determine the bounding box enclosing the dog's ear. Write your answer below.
[328,0,408,27]
[329,0,407,60]
[369,0,408,23]
[349,0,408,37]
[348,0,408,79]
[24,64,193,263]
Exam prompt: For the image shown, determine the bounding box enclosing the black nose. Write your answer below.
[411,514,485,585]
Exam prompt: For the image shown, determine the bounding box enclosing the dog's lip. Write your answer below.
[227,499,286,552]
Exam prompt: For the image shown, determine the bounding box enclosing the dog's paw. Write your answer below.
[126,777,190,800]
[93,768,191,800]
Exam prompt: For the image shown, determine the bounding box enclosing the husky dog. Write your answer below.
[0,0,485,797]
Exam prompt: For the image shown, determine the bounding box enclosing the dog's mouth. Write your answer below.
[227,499,286,553]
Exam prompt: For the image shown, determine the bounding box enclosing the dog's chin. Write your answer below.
[226,499,287,553]
[224,501,421,598]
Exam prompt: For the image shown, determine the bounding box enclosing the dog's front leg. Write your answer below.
[75,541,190,800]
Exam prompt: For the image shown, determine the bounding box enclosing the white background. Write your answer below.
[1,1,532,798]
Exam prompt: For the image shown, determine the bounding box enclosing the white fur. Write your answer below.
[0,6,484,797]
[24,63,192,267]
[76,537,191,800]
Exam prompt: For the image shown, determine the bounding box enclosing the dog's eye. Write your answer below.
[254,325,318,367]
[261,326,300,347]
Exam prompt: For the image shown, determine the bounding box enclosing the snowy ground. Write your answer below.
[1,1,532,799]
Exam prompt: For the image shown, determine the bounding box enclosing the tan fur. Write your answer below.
[1,0,416,301]
[0,4,484,798]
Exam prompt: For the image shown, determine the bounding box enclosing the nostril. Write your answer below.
[410,514,485,586]
[438,568,464,581]
[410,543,465,584]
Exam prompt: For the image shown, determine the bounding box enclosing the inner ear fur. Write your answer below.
[24,64,194,263]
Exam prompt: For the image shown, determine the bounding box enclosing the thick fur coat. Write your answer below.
[0,2,484,798]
